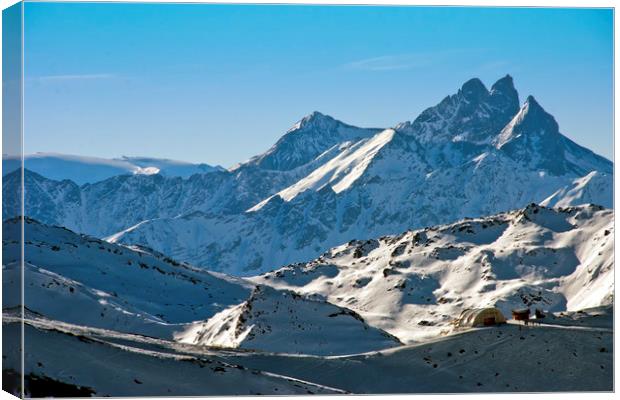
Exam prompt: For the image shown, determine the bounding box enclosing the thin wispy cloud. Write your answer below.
[344,49,482,72]
[29,73,116,83]
[344,55,432,71]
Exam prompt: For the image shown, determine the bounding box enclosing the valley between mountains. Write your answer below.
[3,75,613,395]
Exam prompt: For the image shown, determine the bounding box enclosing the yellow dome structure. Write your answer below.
[455,307,507,328]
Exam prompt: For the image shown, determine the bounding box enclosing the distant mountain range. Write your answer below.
[2,153,224,185]
[3,75,613,275]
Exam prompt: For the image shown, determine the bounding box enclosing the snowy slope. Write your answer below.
[175,285,402,355]
[222,306,612,393]
[4,218,403,356]
[2,153,223,184]
[249,204,613,343]
[250,128,396,209]
[3,317,344,397]
[4,307,611,395]
[108,76,612,275]
[541,171,613,208]
[2,217,251,338]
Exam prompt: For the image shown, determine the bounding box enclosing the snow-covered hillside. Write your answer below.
[250,204,613,342]
[3,316,344,397]
[2,217,252,338]
[175,285,402,355]
[1,205,613,394]
[4,218,403,356]
[2,153,223,184]
[107,76,612,275]
[3,307,612,395]
[221,306,612,393]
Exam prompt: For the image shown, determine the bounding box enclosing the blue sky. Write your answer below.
[23,3,613,167]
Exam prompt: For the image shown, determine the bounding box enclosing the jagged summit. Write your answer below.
[521,95,559,130]
[522,95,557,128]
[277,111,343,137]
[490,74,515,92]
[489,74,520,117]
[524,94,540,108]
[240,112,381,172]
[494,94,568,174]
[290,111,337,132]
[459,77,488,100]
[496,94,560,146]
[307,110,327,118]
[522,94,550,116]
[300,110,331,123]
[399,74,522,144]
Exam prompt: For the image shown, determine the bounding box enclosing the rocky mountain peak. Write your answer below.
[401,74,523,144]
[490,74,515,93]
[241,111,380,172]
[460,78,489,99]
[489,74,520,116]
[509,95,560,138]
[494,94,569,174]
[459,78,489,101]
[288,111,341,133]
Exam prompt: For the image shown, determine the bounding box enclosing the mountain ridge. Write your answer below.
[5,75,613,276]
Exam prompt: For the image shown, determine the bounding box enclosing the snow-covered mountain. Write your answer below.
[5,204,613,342]
[2,74,613,396]
[250,204,613,343]
[233,111,381,171]
[105,203,614,348]
[3,169,241,237]
[2,153,224,184]
[3,166,308,237]
[4,75,613,275]
[108,77,612,274]
[3,114,378,237]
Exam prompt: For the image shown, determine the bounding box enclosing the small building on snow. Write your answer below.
[455,307,507,328]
